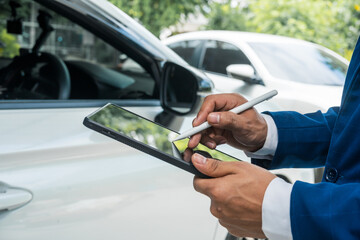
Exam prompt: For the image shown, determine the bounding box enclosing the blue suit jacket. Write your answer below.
[257,37,360,239]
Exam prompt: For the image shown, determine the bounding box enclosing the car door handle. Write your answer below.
[0,182,33,211]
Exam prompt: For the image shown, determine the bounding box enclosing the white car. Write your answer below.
[0,2,313,240]
[163,31,349,113]
[0,0,222,239]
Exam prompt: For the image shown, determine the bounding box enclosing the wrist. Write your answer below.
[247,114,278,156]
[247,115,268,152]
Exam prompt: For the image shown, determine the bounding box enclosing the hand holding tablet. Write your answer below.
[83,103,241,177]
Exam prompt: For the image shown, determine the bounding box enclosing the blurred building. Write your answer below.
[160,13,208,40]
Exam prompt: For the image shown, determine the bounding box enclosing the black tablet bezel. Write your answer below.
[83,103,240,178]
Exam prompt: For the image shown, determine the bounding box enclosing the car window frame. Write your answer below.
[168,40,205,68]
[0,99,161,110]
[198,40,253,77]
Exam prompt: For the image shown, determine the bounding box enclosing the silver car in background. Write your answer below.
[164,31,349,113]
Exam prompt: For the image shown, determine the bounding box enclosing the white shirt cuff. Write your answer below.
[245,114,278,160]
[262,177,293,240]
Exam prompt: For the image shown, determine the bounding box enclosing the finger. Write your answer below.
[219,219,236,229]
[182,148,193,162]
[210,135,227,145]
[198,135,226,148]
[191,153,236,177]
[188,133,202,148]
[192,116,202,127]
[199,134,217,149]
[189,135,217,149]
[192,108,208,127]
[212,127,226,138]
[195,94,244,127]
[195,96,222,126]
[207,111,248,132]
[189,129,217,149]
[193,176,213,196]
[218,220,247,238]
[193,175,226,203]
[206,129,227,146]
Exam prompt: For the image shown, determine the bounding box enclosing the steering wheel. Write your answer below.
[0,52,71,99]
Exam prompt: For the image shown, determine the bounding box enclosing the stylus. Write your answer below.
[173,90,278,142]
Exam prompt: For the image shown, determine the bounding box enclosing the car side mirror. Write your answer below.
[161,62,212,115]
[226,64,258,84]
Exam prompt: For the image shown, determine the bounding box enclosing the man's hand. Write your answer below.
[188,93,267,152]
[192,153,276,238]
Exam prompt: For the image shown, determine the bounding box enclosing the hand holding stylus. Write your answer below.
[185,91,277,152]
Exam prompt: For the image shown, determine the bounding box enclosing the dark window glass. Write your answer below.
[0,2,155,100]
[201,40,251,75]
[168,40,202,67]
[249,42,348,86]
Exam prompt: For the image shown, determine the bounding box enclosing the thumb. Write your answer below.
[191,153,235,177]
[207,111,243,131]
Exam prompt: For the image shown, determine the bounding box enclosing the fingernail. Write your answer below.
[208,113,220,124]
[193,153,207,165]
[206,141,216,149]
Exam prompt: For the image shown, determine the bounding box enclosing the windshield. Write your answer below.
[249,42,348,86]
[83,0,188,65]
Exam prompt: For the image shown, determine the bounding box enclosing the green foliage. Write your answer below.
[205,0,248,31]
[108,0,209,37]
[205,0,360,60]
[173,138,239,162]
[0,29,20,58]
[340,2,360,59]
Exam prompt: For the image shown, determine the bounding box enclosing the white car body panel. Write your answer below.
[207,72,343,113]
[0,107,216,239]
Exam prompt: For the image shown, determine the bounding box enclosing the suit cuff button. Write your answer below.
[325,168,339,182]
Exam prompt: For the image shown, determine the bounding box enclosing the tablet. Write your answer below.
[83,103,241,178]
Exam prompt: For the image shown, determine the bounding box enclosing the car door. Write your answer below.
[197,40,259,93]
[0,1,216,239]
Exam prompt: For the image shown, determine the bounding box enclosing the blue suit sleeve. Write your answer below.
[255,107,339,169]
[291,181,360,239]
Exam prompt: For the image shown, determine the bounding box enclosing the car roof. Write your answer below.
[164,30,312,45]
[163,30,350,65]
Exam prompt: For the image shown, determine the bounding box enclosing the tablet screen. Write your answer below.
[89,104,239,163]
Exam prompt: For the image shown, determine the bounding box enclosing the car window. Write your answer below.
[249,42,348,86]
[201,40,251,75]
[0,1,156,101]
[167,40,203,67]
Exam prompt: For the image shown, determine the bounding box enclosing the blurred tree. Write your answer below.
[205,0,359,60]
[339,2,360,59]
[205,0,248,31]
[246,0,355,59]
[108,0,209,37]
